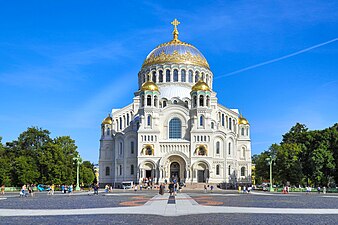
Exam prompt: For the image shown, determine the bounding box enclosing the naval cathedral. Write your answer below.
[99,19,252,187]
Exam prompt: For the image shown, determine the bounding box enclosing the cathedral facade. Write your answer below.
[99,19,251,187]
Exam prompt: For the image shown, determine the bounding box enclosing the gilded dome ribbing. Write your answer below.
[142,19,209,69]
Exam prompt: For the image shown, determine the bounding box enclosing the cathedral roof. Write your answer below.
[141,80,159,92]
[191,79,210,91]
[102,114,113,125]
[142,19,210,69]
[238,114,249,125]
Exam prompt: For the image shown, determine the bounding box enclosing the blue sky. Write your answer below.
[0,0,337,163]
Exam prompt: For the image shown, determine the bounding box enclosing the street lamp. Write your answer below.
[266,157,275,192]
[73,156,83,191]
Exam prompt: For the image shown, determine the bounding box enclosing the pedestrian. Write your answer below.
[1,185,5,195]
[93,184,99,195]
[238,186,242,193]
[169,182,174,196]
[134,185,138,192]
[159,184,164,195]
[210,185,214,193]
[323,186,326,194]
[317,186,321,194]
[204,184,207,193]
[61,184,65,194]
[51,184,55,195]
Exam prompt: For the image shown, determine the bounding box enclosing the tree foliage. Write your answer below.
[0,127,95,187]
[253,123,338,187]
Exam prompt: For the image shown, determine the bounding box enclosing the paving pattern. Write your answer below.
[1,190,338,224]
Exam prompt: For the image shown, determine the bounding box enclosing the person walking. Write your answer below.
[204,184,207,193]
[51,184,55,195]
[159,183,165,195]
[1,185,5,195]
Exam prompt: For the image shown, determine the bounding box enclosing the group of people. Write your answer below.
[238,185,252,193]
[61,184,74,194]
[20,184,35,197]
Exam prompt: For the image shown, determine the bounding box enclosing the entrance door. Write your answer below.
[146,170,152,179]
[197,170,205,183]
[170,162,180,182]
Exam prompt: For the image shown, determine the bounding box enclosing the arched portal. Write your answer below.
[193,161,210,183]
[164,155,186,183]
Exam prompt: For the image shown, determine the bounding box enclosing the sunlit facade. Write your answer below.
[99,19,251,187]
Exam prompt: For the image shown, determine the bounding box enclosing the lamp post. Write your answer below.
[266,157,275,192]
[73,156,83,191]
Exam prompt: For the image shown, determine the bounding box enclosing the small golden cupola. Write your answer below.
[192,79,211,92]
[102,114,113,125]
[238,114,249,125]
[141,72,159,92]
[141,80,159,92]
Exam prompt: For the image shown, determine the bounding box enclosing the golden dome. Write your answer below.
[192,79,210,91]
[102,114,112,125]
[238,115,249,125]
[142,19,209,69]
[141,80,159,92]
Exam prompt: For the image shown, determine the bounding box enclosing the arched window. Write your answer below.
[241,128,244,135]
[147,115,151,126]
[152,71,156,83]
[159,70,163,82]
[166,69,170,82]
[107,128,110,136]
[229,118,232,130]
[216,165,220,175]
[147,95,151,106]
[241,167,245,176]
[199,95,204,106]
[206,76,209,84]
[246,128,249,136]
[116,119,119,131]
[211,122,214,129]
[119,165,122,176]
[119,117,122,130]
[181,69,186,82]
[119,142,123,155]
[199,116,204,126]
[154,96,158,107]
[173,69,178,82]
[201,73,205,81]
[101,128,104,136]
[221,114,225,126]
[228,142,231,155]
[206,96,210,107]
[131,165,134,175]
[195,72,199,82]
[173,100,178,104]
[141,95,144,107]
[216,141,220,154]
[193,96,197,107]
[163,101,167,107]
[169,118,182,139]
[189,70,193,83]
[127,114,130,125]
[105,166,110,176]
[228,165,231,175]
[131,141,134,154]
[242,147,245,158]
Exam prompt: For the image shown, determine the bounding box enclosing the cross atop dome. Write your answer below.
[171,18,180,41]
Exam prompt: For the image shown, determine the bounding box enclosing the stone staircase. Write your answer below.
[184,183,208,190]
